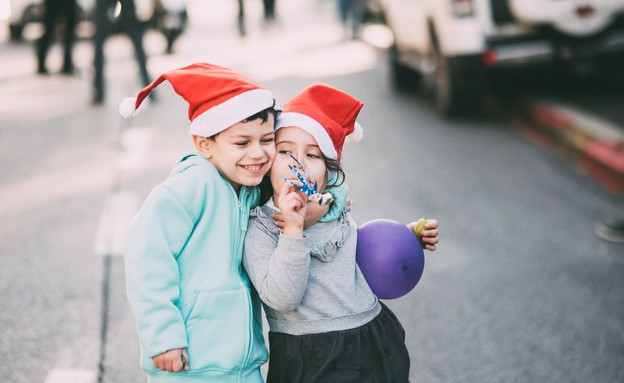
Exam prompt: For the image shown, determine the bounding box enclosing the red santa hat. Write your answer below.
[275,82,363,161]
[119,62,278,137]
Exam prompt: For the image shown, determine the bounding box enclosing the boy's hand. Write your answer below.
[408,219,439,251]
[152,348,189,372]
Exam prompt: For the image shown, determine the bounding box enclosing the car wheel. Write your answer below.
[432,46,452,113]
[389,42,420,90]
[429,42,484,117]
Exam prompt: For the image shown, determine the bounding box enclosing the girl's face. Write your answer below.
[271,126,328,201]
[196,115,276,192]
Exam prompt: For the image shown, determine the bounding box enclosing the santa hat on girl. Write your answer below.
[119,62,279,137]
[275,82,363,161]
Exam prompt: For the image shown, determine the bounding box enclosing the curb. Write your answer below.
[520,100,624,195]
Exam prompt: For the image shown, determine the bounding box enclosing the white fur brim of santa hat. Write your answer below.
[119,89,276,137]
[118,62,279,138]
[189,88,276,137]
[276,112,363,160]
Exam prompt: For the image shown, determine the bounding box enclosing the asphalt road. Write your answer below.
[1,1,623,382]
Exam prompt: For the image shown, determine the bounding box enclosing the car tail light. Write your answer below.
[451,0,474,17]
[482,50,497,67]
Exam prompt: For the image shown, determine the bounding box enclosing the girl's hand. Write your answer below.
[152,348,189,372]
[408,219,439,251]
[276,182,308,238]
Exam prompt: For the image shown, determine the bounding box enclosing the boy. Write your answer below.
[122,63,279,383]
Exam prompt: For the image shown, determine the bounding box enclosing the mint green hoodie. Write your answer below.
[124,153,267,383]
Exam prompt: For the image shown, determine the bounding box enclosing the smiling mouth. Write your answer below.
[241,163,266,174]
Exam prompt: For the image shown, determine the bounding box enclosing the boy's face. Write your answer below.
[270,126,327,201]
[195,115,276,192]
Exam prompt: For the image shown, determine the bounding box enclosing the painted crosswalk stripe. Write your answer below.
[93,190,139,257]
[44,368,95,383]
[117,126,152,171]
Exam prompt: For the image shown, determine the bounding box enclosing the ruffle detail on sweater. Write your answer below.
[249,200,352,263]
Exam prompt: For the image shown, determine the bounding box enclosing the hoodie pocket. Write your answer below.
[184,287,250,372]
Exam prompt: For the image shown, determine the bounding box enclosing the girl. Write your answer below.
[243,82,439,382]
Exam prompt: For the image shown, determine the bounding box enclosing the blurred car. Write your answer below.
[3,0,186,53]
[377,0,624,116]
[5,0,45,40]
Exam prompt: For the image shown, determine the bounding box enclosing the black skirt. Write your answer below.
[266,303,410,383]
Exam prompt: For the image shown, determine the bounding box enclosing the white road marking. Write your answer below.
[93,126,152,256]
[44,368,95,383]
[93,190,139,257]
[117,126,153,171]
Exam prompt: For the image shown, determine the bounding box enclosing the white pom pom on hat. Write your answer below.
[119,97,141,119]
[345,122,363,144]
[275,82,364,161]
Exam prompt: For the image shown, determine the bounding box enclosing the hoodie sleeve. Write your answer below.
[124,184,193,358]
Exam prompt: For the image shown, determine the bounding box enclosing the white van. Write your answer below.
[378,0,624,116]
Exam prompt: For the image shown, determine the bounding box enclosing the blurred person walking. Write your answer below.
[263,0,276,25]
[36,0,77,75]
[335,0,364,40]
[236,0,277,37]
[92,0,152,104]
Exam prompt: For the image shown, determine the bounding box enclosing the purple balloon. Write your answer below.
[356,219,425,299]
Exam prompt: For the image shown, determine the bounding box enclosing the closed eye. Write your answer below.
[261,137,275,144]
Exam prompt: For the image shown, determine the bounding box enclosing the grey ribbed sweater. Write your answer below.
[242,199,380,336]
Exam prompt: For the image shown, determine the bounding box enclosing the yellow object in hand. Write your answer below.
[413,218,427,239]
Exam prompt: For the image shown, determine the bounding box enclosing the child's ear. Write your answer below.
[193,135,212,159]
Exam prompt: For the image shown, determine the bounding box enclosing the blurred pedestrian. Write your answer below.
[36,0,77,75]
[92,0,152,104]
[263,0,276,25]
[335,0,364,40]
[236,0,277,38]
[155,0,188,54]
[237,0,246,37]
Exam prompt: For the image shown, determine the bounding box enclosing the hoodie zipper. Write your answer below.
[236,188,254,380]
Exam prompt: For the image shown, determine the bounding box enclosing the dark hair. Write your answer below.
[259,155,346,205]
[209,102,278,140]
[242,102,278,124]
[325,158,346,189]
